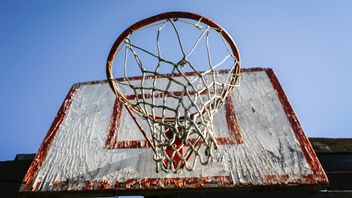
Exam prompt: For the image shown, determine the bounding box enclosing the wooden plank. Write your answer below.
[310,138,352,154]
[19,68,328,195]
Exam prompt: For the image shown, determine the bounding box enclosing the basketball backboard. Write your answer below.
[19,68,328,197]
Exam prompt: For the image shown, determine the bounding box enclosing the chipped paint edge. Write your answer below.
[20,84,80,192]
[265,68,328,185]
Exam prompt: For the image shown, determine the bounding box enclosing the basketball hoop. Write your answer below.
[106,12,240,173]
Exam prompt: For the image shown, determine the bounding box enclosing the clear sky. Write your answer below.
[1,0,351,161]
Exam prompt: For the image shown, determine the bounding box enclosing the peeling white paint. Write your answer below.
[24,70,319,192]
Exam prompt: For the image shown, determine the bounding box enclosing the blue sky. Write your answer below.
[1,0,351,161]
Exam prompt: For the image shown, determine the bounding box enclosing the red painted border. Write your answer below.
[77,68,264,86]
[265,69,328,185]
[104,98,124,149]
[224,95,243,144]
[21,68,328,193]
[104,94,243,149]
[21,84,80,191]
[25,173,323,192]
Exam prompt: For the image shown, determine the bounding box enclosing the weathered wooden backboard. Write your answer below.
[20,68,328,196]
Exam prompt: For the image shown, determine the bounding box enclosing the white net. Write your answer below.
[110,18,239,172]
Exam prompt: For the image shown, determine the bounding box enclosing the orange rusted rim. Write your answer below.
[106,11,240,121]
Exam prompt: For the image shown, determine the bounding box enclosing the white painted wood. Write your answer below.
[24,70,317,192]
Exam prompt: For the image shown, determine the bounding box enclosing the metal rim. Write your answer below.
[106,11,241,121]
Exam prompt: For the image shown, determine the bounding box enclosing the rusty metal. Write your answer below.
[106,11,241,121]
